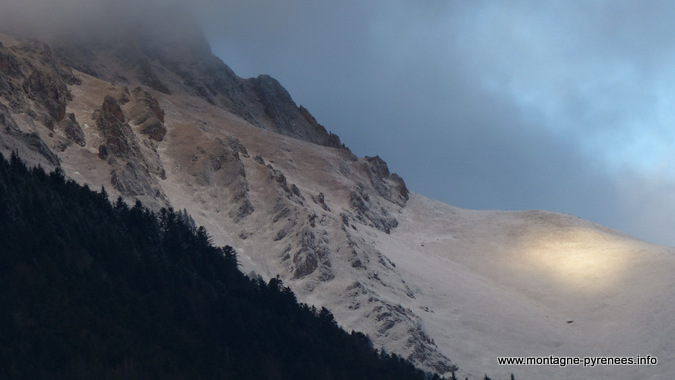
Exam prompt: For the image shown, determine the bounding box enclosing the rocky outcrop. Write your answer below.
[245,75,346,149]
[0,45,26,112]
[298,105,344,148]
[128,87,167,142]
[0,38,84,167]
[179,134,254,222]
[0,44,22,76]
[363,155,409,207]
[58,113,85,147]
[312,192,331,212]
[339,156,410,234]
[94,95,165,200]
[349,183,400,234]
[369,301,457,375]
[23,68,70,123]
[111,162,158,197]
[95,96,136,157]
[0,105,58,168]
[1,129,60,169]
[344,266,451,371]
[291,228,334,280]
[14,40,79,125]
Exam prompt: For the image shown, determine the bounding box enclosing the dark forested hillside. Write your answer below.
[0,152,444,379]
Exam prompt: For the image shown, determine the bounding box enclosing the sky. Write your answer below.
[196,0,675,246]
[2,0,674,246]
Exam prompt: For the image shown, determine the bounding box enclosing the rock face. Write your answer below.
[246,74,345,148]
[93,95,165,200]
[0,37,83,168]
[128,87,166,142]
[0,10,455,376]
[173,130,254,223]
[364,155,409,206]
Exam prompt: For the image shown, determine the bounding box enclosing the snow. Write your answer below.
[376,193,675,379]
[155,92,675,378]
[54,68,675,379]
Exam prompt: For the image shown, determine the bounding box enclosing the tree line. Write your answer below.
[0,152,460,379]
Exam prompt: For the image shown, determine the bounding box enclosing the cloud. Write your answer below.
[452,1,675,173]
[201,1,675,245]
[0,0,94,36]
[0,0,188,41]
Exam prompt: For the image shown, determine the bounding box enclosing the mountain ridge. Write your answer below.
[0,27,457,374]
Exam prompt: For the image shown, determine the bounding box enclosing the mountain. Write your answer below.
[2,5,675,379]
[0,152,441,380]
[0,15,453,375]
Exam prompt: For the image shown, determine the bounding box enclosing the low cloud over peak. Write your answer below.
[1,0,195,42]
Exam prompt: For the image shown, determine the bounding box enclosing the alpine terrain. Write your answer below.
[1,4,674,379]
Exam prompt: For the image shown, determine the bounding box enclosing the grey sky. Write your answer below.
[199,0,675,245]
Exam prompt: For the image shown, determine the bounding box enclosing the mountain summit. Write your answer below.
[0,4,453,375]
[2,3,675,379]
[54,3,344,150]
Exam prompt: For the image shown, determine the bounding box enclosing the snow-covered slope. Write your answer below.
[377,194,675,379]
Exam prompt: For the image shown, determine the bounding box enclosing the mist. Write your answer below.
[0,0,185,42]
